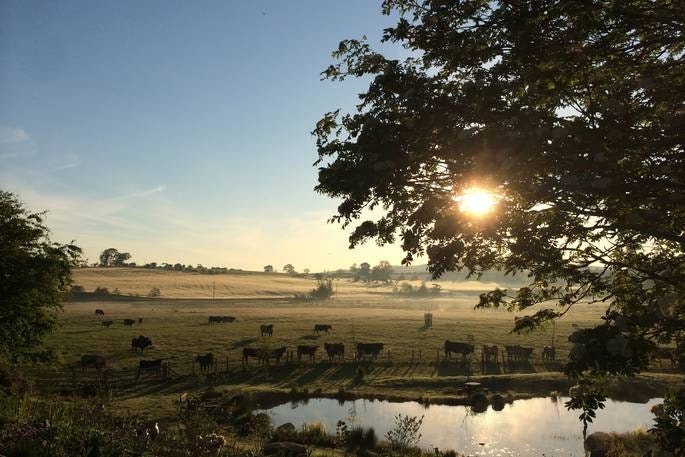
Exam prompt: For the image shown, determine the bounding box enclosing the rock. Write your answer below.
[275,422,296,433]
[263,442,308,457]
[584,432,612,457]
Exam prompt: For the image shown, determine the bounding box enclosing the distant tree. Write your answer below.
[359,262,371,281]
[303,268,311,275]
[264,265,274,273]
[282,264,296,274]
[350,263,360,281]
[99,248,131,266]
[173,263,183,271]
[371,260,393,282]
[0,191,82,362]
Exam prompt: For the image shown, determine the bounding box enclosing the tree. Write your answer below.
[0,191,81,362]
[264,265,274,273]
[303,268,311,275]
[282,264,296,274]
[315,1,685,448]
[359,262,371,281]
[99,248,131,266]
[371,260,393,282]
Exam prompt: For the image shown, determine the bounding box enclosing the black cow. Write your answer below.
[81,354,106,371]
[221,316,236,323]
[517,346,534,362]
[297,345,318,362]
[208,316,222,324]
[260,324,274,337]
[242,347,259,365]
[101,320,114,328]
[196,353,214,372]
[444,341,474,363]
[138,318,143,324]
[263,346,288,364]
[324,343,344,361]
[123,319,136,327]
[313,324,332,334]
[356,342,384,360]
[138,359,163,376]
[504,345,518,362]
[95,309,105,316]
[542,346,555,362]
[132,335,153,352]
[481,345,498,364]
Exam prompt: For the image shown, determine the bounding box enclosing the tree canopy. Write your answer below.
[0,191,81,362]
[99,247,131,267]
[315,0,685,447]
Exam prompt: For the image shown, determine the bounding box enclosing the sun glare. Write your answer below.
[455,187,499,216]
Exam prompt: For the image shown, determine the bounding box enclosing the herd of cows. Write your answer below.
[83,309,559,377]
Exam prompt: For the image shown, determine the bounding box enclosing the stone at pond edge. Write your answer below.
[263,442,308,457]
[584,432,612,457]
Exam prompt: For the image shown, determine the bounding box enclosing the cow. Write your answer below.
[263,346,288,364]
[260,324,274,337]
[517,346,534,362]
[542,346,556,362]
[242,347,259,365]
[123,319,136,327]
[138,318,143,324]
[81,354,106,372]
[132,335,153,352]
[481,345,498,364]
[313,324,332,334]
[297,345,318,362]
[221,316,236,323]
[95,309,105,316]
[208,316,221,324]
[444,341,474,363]
[138,359,163,376]
[504,345,518,362]
[324,343,344,361]
[356,342,384,360]
[101,320,114,328]
[195,353,214,372]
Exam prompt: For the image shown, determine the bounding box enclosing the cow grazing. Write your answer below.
[221,316,236,323]
[138,359,163,376]
[242,347,259,365]
[101,320,114,328]
[297,345,318,362]
[356,342,384,360]
[209,315,236,324]
[324,343,344,361]
[481,345,498,364]
[504,345,518,362]
[517,346,534,362]
[264,346,288,364]
[542,346,556,362]
[95,309,105,316]
[208,316,222,324]
[260,324,274,337]
[195,353,214,372]
[123,318,136,327]
[132,335,153,352]
[444,341,474,363]
[313,324,332,334]
[81,354,106,371]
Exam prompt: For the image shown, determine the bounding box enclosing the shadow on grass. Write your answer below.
[228,338,258,350]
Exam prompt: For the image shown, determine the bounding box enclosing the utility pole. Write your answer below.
[212,281,215,305]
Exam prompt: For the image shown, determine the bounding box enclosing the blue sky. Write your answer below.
[0,0,408,271]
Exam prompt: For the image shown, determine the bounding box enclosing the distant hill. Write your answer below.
[391,264,532,287]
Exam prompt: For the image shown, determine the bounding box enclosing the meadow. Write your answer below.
[36,268,682,419]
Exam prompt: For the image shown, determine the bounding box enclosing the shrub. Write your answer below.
[148,287,161,298]
[70,285,85,294]
[309,279,334,299]
[385,414,424,453]
[348,426,377,451]
[93,287,109,296]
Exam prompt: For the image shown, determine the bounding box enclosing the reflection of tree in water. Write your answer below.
[347,400,360,423]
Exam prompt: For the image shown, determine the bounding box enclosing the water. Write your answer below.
[261,396,661,457]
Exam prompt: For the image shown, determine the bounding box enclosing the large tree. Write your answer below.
[315,0,684,448]
[0,191,81,362]
[99,247,131,266]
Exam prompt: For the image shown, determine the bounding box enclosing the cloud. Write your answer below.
[0,125,31,145]
[53,154,81,171]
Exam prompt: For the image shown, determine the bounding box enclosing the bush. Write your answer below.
[148,287,161,298]
[309,279,334,299]
[70,285,85,294]
[385,414,424,452]
[93,287,109,296]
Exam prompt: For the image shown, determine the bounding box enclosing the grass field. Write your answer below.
[37,268,683,419]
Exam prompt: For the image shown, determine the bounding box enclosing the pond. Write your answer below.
[261,396,661,457]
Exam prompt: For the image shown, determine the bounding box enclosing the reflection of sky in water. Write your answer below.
[263,397,661,457]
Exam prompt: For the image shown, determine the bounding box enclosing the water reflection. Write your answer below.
[261,396,660,457]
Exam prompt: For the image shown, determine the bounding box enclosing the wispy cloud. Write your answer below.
[0,125,31,145]
[53,153,81,171]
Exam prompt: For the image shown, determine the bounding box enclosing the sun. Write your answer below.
[455,187,499,216]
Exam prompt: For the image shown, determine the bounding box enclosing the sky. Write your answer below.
[0,0,410,271]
